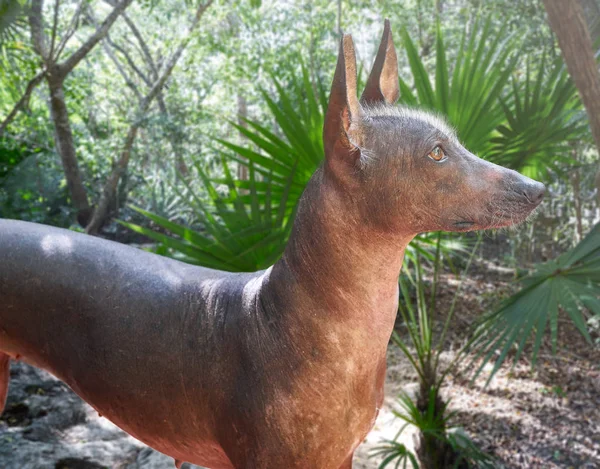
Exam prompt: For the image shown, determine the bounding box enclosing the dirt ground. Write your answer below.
[1,260,599,469]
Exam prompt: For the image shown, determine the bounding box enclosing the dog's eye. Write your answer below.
[428,146,446,162]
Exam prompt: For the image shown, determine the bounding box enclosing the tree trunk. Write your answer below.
[86,123,140,235]
[543,0,600,209]
[47,75,92,225]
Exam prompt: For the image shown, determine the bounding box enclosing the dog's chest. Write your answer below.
[255,322,388,465]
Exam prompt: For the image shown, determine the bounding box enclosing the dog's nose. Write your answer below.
[521,181,545,204]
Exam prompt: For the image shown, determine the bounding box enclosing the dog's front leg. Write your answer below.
[0,353,9,413]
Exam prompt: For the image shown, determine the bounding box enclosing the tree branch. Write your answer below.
[100,2,168,113]
[101,0,159,79]
[140,0,212,111]
[59,0,134,77]
[54,0,86,62]
[101,36,144,102]
[0,71,46,137]
[120,12,169,113]
[107,36,153,87]
[121,12,159,79]
[85,9,144,101]
[48,0,60,61]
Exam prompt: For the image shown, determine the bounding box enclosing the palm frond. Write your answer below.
[0,0,29,65]
[487,55,586,180]
[119,157,299,272]
[470,223,600,382]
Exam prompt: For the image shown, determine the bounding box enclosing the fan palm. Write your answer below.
[488,56,587,180]
[471,222,600,382]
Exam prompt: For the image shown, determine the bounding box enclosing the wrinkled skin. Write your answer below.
[0,25,544,469]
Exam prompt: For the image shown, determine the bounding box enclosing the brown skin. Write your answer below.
[0,22,544,469]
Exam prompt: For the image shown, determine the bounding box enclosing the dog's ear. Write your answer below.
[323,34,363,177]
[360,20,399,106]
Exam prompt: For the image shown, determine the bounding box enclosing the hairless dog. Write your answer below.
[0,21,544,469]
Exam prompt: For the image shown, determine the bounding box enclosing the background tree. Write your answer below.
[543,0,600,206]
[84,0,213,234]
[28,0,134,225]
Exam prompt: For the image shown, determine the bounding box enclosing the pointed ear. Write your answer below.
[323,34,363,173]
[360,19,400,105]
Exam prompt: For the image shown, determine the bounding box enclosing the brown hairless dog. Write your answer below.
[0,21,544,469]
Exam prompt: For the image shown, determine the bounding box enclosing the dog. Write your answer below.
[0,21,544,468]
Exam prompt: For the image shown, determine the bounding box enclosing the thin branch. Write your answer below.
[87,3,153,89]
[120,13,170,113]
[102,37,143,102]
[99,2,168,113]
[0,71,46,137]
[107,36,153,86]
[59,0,134,77]
[85,9,144,101]
[141,0,212,110]
[49,0,60,60]
[102,0,156,78]
[53,0,86,62]
[121,12,159,79]
[108,34,170,113]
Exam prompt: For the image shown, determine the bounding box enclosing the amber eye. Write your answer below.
[428,146,446,162]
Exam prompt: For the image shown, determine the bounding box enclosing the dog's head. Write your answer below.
[323,21,544,235]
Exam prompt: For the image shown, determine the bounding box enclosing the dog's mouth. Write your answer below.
[453,221,475,229]
[480,206,537,230]
[451,205,537,232]
[446,185,544,232]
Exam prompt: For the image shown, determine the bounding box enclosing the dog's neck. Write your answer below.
[272,168,413,328]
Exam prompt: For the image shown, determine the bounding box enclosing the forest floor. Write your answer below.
[356,259,600,469]
[0,259,598,469]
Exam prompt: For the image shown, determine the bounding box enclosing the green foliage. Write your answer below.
[471,222,600,382]
[120,156,298,271]
[488,56,587,180]
[0,136,27,179]
[216,63,327,215]
[375,392,496,469]
[371,438,419,469]
[0,0,28,58]
[0,148,72,225]
[119,62,322,271]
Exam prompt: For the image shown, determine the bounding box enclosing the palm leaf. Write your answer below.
[487,54,585,180]
[470,223,600,382]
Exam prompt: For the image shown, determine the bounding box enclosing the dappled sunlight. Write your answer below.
[40,234,74,257]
